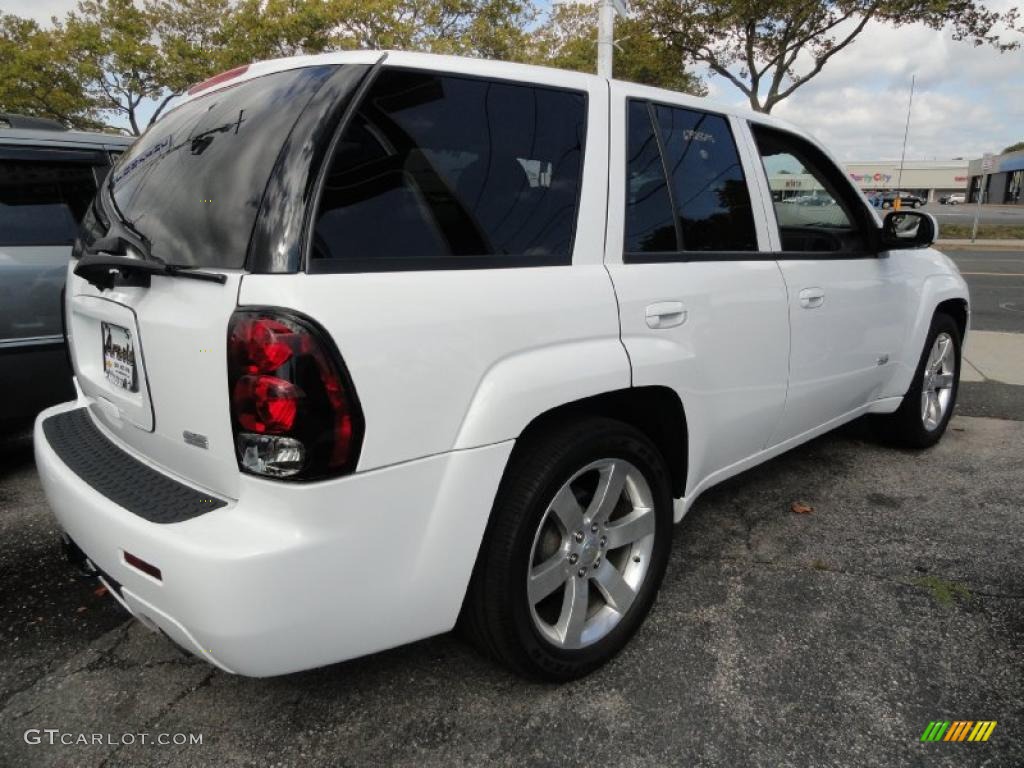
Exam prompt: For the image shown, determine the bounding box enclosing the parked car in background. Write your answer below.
[34,52,968,682]
[939,193,966,205]
[879,190,926,208]
[0,114,132,432]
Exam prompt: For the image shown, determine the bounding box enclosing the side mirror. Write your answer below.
[880,210,937,249]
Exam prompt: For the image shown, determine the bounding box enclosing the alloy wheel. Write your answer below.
[526,459,656,650]
[921,332,956,431]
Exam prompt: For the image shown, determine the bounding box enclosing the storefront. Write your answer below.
[844,160,969,203]
[767,160,968,203]
[967,149,1024,205]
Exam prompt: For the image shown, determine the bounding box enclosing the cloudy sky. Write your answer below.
[6,0,1022,161]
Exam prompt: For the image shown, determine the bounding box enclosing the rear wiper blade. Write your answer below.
[74,250,227,291]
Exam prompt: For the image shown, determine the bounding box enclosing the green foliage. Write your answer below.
[1003,141,1024,154]
[63,0,166,134]
[1,0,705,134]
[0,14,103,130]
[527,2,705,94]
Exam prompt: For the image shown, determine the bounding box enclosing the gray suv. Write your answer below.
[0,114,132,432]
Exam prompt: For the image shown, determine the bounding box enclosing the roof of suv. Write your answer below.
[0,125,134,151]
[167,49,813,140]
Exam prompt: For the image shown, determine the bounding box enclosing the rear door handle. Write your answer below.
[798,288,825,309]
[645,301,687,329]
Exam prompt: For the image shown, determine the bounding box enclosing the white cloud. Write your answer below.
[3,0,77,24]
[745,9,1024,161]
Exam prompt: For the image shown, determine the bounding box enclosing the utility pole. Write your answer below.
[972,153,993,243]
[597,0,629,79]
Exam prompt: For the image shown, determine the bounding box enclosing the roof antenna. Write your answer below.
[895,74,916,196]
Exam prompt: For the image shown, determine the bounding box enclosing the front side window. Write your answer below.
[312,69,587,270]
[752,125,869,254]
[0,159,96,246]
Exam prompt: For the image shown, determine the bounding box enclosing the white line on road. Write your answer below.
[959,272,1024,277]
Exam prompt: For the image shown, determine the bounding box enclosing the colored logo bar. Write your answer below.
[921,721,997,742]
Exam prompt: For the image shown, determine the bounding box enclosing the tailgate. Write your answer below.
[65,263,243,499]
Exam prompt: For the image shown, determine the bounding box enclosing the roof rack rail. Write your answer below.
[0,113,68,131]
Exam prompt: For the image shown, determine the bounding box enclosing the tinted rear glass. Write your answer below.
[0,160,97,246]
[107,66,335,268]
[312,69,587,270]
[653,105,757,252]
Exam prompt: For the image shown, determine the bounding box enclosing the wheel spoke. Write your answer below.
[604,506,655,549]
[586,462,627,525]
[528,553,569,605]
[937,336,952,369]
[556,576,589,647]
[593,560,636,614]
[933,372,954,389]
[548,483,584,533]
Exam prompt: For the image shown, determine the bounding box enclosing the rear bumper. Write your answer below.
[35,399,513,676]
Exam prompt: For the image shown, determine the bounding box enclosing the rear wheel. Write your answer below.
[875,313,961,448]
[462,417,673,681]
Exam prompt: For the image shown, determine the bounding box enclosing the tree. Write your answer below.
[0,14,103,129]
[63,0,165,134]
[1003,141,1024,154]
[636,0,1022,112]
[146,0,237,123]
[528,1,704,94]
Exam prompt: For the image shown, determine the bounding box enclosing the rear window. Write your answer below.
[311,69,587,271]
[106,66,336,268]
[0,160,96,246]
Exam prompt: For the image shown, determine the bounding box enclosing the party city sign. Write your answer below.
[849,172,893,184]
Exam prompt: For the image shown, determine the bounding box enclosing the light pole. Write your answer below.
[597,0,629,79]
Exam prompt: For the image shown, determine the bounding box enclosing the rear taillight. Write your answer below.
[227,310,363,480]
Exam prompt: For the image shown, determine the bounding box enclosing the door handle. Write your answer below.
[798,288,825,309]
[645,301,687,329]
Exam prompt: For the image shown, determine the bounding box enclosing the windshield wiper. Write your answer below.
[75,247,227,291]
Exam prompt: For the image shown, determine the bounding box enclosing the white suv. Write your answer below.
[35,51,969,681]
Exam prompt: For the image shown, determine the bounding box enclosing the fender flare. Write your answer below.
[452,338,632,450]
[886,273,969,398]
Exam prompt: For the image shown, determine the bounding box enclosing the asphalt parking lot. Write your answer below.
[1,249,1021,768]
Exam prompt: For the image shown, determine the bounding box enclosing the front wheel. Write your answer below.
[875,313,961,448]
[462,417,673,681]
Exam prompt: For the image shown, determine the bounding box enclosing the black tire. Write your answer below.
[874,313,961,448]
[461,417,673,681]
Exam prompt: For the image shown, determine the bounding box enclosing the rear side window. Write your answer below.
[653,105,756,252]
[311,69,587,271]
[0,160,96,246]
[106,66,337,268]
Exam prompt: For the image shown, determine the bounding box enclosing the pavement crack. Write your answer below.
[96,667,216,768]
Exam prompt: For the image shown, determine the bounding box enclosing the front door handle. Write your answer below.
[798,288,825,309]
[645,301,687,329]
